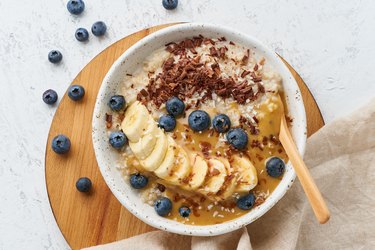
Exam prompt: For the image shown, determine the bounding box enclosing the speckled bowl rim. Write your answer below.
[92,23,307,236]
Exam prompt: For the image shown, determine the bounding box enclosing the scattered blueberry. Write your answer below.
[130,173,149,189]
[162,0,178,10]
[48,50,63,64]
[68,85,85,101]
[108,95,126,111]
[91,21,107,36]
[109,131,127,149]
[75,28,89,42]
[42,89,58,105]
[178,206,191,218]
[67,0,85,15]
[154,197,172,216]
[226,128,248,150]
[166,97,185,117]
[212,114,231,133]
[52,134,71,154]
[237,193,256,210]
[76,177,92,192]
[158,115,176,132]
[266,157,285,178]
[188,110,210,132]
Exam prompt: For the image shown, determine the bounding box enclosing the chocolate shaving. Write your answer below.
[253,116,259,124]
[239,116,259,135]
[262,136,268,145]
[209,47,218,57]
[156,183,166,192]
[203,38,215,45]
[286,115,294,124]
[209,168,220,177]
[241,49,250,65]
[241,70,251,78]
[270,135,280,145]
[218,47,227,59]
[253,64,259,71]
[190,47,197,54]
[181,175,192,184]
[173,193,182,202]
[255,153,264,161]
[211,63,221,75]
[140,89,148,97]
[105,113,112,128]
[118,113,125,122]
[199,141,212,158]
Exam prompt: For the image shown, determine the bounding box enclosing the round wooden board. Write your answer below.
[45,23,324,249]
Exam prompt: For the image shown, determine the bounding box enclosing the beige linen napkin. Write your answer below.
[85,98,375,250]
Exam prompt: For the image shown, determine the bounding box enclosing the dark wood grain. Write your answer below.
[45,23,324,249]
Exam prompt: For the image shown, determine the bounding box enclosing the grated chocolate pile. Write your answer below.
[136,36,265,109]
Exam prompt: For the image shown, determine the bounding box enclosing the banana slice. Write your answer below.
[232,155,258,193]
[140,129,168,171]
[215,158,239,200]
[121,101,150,142]
[216,174,239,200]
[166,147,190,185]
[154,137,178,179]
[199,158,227,194]
[183,154,208,190]
[129,120,158,159]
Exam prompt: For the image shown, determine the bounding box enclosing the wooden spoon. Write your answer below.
[278,96,330,224]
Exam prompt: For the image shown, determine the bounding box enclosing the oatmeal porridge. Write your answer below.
[105,36,289,225]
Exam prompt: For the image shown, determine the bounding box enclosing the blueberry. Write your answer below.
[178,206,191,218]
[166,97,185,117]
[42,89,58,105]
[75,28,89,42]
[266,157,285,177]
[154,197,172,217]
[130,173,149,189]
[236,193,256,210]
[48,50,63,64]
[108,95,126,111]
[213,114,231,133]
[158,115,176,132]
[226,128,248,150]
[188,110,210,132]
[68,85,85,101]
[67,0,85,15]
[76,177,92,192]
[162,0,178,10]
[52,134,71,154]
[91,21,107,37]
[109,131,127,149]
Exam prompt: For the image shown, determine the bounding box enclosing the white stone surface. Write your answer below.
[0,0,374,249]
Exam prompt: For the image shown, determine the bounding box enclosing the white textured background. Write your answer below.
[1,0,374,249]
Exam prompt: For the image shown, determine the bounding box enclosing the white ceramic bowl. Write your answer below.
[92,23,307,236]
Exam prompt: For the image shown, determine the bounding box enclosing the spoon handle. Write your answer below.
[279,116,330,224]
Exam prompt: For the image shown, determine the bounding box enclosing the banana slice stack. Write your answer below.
[121,101,258,200]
